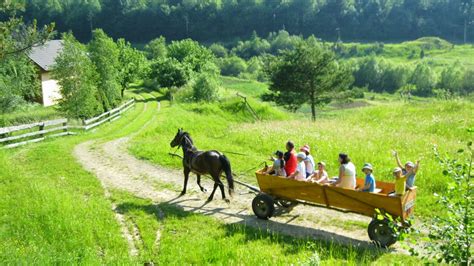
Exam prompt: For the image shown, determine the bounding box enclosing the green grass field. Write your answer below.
[343,37,474,71]
[130,79,474,219]
[0,87,429,264]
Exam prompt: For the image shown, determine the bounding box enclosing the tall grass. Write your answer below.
[130,99,473,218]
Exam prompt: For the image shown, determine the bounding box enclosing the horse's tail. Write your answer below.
[219,154,234,196]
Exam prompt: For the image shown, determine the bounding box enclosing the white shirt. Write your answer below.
[295,161,307,181]
[339,162,356,189]
[304,154,315,174]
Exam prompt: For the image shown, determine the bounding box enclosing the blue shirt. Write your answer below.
[363,173,376,192]
[402,169,416,188]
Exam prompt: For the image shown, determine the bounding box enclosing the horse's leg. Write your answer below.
[214,172,228,203]
[180,167,190,196]
[196,174,206,192]
[207,183,218,202]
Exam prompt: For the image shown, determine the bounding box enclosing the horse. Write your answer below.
[170,128,234,202]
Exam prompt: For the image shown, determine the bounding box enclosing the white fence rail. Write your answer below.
[0,99,136,149]
[82,99,135,130]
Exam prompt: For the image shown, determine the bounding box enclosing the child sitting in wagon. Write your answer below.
[309,162,329,184]
[358,163,376,193]
[390,167,406,196]
[288,152,307,181]
[392,150,420,189]
[266,150,287,177]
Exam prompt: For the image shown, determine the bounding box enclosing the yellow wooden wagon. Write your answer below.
[251,169,417,247]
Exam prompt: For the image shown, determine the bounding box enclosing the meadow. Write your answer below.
[343,37,474,71]
[0,89,425,264]
[130,78,474,219]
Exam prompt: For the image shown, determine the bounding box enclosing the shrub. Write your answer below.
[218,56,247,77]
[409,62,437,96]
[209,43,228,58]
[419,143,473,265]
[192,74,220,102]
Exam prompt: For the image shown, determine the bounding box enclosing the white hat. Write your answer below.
[393,167,402,173]
[296,152,306,159]
[405,161,415,168]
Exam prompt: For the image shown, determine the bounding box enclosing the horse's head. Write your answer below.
[170,128,184,148]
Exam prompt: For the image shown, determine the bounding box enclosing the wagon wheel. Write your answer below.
[368,219,397,248]
[277,199,298,209]
[252,194,275,220]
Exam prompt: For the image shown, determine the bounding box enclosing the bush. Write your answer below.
[409,62,437,96]
[218,56,247,77]
[209,43,228,58]
[192,74,220,102]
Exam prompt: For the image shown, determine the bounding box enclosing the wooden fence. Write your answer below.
[0,99,136,149]
[82,99,135,130]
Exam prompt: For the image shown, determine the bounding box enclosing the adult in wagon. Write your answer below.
[288,152,307,181]
[300,145,315,178]
[392,150,420,189]
[332,153,356,189]
[284,141,298,176]
[359,163,376,192]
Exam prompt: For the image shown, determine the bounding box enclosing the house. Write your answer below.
[27,40,64,107]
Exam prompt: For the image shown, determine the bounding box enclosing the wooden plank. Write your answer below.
[84,111,121,131]
[83,110,111,125]
[119,102,135,114]
[43,118,68,127]
[4,137,45,149]
[0,122,42,135]
[0,126,68,143]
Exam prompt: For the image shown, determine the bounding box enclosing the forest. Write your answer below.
[23,0,474,43]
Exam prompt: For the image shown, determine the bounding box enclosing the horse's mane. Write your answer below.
[181,132,197,152]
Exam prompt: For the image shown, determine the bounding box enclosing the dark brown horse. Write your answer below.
[170,129,234,202]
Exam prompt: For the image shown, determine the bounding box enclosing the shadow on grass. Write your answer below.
[115,198,389,263]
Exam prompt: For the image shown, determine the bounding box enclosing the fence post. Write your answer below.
[39,123,45,138]
[63,120,68,134]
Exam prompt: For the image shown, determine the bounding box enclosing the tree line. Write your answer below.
[23,0,474,44]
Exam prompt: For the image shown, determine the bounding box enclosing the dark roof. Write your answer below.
[27,40,64,71]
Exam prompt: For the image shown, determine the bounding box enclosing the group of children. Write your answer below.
[265,141,420,197]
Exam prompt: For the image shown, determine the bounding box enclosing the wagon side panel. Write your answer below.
[256,173,327,205]
[324,187,403,218]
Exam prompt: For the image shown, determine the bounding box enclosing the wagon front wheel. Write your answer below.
[368,219,397,248]
[252,194,275,220]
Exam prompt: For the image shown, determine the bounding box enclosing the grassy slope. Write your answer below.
[344,37,474,71]
[0,88,421,264]
[130,79,474,219]
[0,90,159,263]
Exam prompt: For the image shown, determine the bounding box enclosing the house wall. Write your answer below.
[41,72,62,107]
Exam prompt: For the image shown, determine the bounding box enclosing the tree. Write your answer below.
[150,57,191,89]
[167,39,216,74]
[461,0,473,43]
[89,29,121,110]
[52,33,103,118]
[409,62,437,96]
[209,43,228,58]
[117,38,149,97]
[438,64,463,95]
[0,1,54,60]
[266,40,353,120]
[144,36,167,60]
